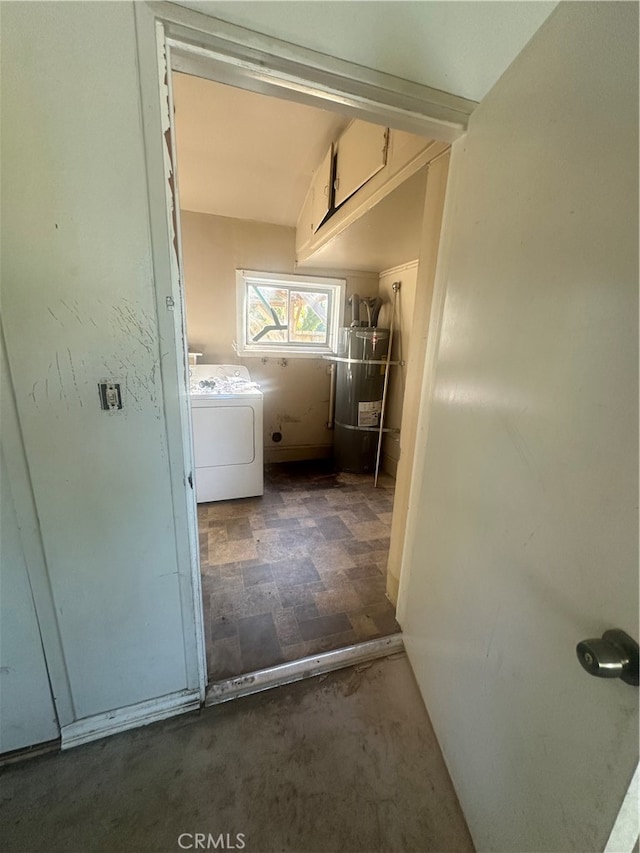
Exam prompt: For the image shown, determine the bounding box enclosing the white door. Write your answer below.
[0,452,59,753]
[334,120,388,207]
[398,4,638,852]
[310,144,333,233]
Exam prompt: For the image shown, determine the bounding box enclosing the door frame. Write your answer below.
[134,0,475,697]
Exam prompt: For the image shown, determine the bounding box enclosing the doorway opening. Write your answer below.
[172,73,428,682]
[152,15,458,694]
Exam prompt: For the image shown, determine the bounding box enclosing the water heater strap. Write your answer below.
[322,356,401,366]
[335,420,400,434]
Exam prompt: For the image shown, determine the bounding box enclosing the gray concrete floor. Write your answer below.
[0,655,474,853]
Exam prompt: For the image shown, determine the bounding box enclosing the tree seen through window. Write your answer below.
[247,285,329,345]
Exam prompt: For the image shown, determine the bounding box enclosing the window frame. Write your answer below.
[235,270,346,358]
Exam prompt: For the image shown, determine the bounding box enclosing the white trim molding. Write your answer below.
[61,690,201,750]
[134,2,208,703]
[147,2,476,142]
[379,259,420,279]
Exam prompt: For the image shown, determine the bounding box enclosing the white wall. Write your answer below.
[399,3,639,851]
[1,2,197,727]
[175,1,557,103]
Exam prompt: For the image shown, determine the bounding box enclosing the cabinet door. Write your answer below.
[311,144,333,233]
[334,121,388,207]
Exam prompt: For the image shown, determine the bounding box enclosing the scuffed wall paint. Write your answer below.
[38,297,165,416]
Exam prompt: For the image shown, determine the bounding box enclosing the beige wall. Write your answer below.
[180,210,378,461]
[181,212,295,361]
[384,156,450,605]
[399,3,638,851]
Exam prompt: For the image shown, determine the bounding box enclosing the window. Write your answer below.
[236,270,345,357]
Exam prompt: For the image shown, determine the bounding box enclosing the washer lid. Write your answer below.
[189,363,261,398]
[191,364,252,383]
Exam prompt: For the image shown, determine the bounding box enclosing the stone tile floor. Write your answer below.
[199,460,400,681]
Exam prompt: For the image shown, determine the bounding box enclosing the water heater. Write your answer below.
[333,327,390,473]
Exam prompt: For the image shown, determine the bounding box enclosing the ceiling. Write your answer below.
[173,70,428,272]
[174,1,558,103]
[173,72,348,226]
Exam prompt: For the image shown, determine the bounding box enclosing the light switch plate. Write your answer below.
[98,382,122,411]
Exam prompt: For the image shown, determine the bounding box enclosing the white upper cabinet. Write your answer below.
[295,122,446,264]
[334,121,388,207]
[310,144,334,233]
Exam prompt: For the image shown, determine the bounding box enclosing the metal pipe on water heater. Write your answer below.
[326,362,336,429]
[374,281,400,488]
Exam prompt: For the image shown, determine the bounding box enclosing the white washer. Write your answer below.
[190,364,263,503]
